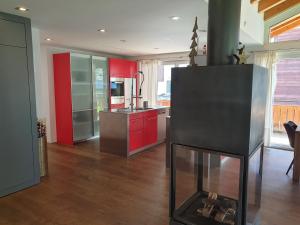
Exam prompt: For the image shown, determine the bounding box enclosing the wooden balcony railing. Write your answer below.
[157,101,300,133]
[157,100,171,107]
[273,105,300,132]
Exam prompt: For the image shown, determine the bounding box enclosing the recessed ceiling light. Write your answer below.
[15,6,29,12]
[120,40,127,43]
[45,38,52,41]
[98,28,106,33]
[154,48,160,50]
[170,16,181,21]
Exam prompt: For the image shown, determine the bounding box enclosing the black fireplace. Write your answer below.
[169,65,268,225]
[170,145,264,225]
[169,1,268,225]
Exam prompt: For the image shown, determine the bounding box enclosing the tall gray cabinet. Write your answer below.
[0,12,40,197]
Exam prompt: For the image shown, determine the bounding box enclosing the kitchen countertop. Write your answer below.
[101,106,169,114]
[99,106,169,158]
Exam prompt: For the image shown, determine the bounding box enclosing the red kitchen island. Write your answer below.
[99,108,168,157]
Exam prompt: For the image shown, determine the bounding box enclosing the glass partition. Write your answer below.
[92,56,108,136]
[171,144,263,225]
[69,53,109,141]
[72,110,93,141]
[71,53,93,141]
[246,148,262,225]
[173,144,243,225]
[71,53,93,111]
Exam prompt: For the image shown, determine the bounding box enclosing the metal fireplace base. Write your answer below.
[171,192,238,225]
[171,218,260,225]
[169,143,264,225]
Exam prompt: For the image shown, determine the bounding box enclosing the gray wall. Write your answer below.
[0,12,40,197]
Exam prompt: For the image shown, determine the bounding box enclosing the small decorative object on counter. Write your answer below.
[37,120,46,138]
[202,44,207,55]
[189,16,199,66]
[37,120,48,177]
[233,42,249,65]
[143,100,149,109]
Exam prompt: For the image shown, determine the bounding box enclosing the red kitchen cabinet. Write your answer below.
[53,53,109,145]
[53,53,74,145]
[109,58,138,109]
[129,130,144,151]
[144,111,158,146]
[129,110,158,152]
[129,113,144,152]
[129,117,144,132]
[109,58,138,78]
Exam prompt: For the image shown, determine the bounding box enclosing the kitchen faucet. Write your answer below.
[130,71,144,111]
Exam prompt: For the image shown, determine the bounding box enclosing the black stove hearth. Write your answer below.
[169,1,268,225]
[169,65,267,225]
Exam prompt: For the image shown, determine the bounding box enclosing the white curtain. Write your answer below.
[254,51,278,146]
[138,60,163,106]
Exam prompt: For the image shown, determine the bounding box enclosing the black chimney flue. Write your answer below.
[207,0,242,65]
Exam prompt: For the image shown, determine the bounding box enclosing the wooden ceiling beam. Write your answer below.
[258,0,287,13]
[270,15,300,36]
[264,0,300,20]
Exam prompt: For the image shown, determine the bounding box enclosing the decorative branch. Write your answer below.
[189,17,199,66]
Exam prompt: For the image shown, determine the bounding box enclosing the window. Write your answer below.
[271,51,300,148]
[274,58,300,105]
[157,62,188,107]
[270,15,300,43]
[271,26,300,43]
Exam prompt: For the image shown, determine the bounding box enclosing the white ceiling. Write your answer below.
[0,0,261,57]
[0,0,210,56]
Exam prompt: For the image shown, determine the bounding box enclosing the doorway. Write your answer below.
[157,61,188,107]
[270,54,300,149]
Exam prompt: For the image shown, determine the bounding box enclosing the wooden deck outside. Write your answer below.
[157,103,300,133]
[157,100,171,107]
[273,105,300,132]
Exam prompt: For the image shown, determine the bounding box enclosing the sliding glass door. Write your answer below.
[92,56,109,136]
[270,51,300,149]
[71,53,94,142]
[70,54,109,141]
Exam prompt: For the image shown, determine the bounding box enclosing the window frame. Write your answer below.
[157,61,189,106]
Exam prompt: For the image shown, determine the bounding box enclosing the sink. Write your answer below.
[115,107,153,112]
[116,108,131,112]
[134,107,153,111]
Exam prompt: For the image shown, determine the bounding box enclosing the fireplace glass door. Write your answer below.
[171,145,244,225]
[171,144,263,225]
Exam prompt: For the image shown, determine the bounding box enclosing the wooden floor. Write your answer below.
[0,140,299,225]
